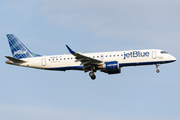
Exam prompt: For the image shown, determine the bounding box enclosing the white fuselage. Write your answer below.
[13,49,176,71]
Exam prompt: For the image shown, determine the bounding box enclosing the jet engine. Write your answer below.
[98,61,123,74]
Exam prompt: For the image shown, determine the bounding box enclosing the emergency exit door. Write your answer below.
[41,58,46,66]
[152,51,156,59]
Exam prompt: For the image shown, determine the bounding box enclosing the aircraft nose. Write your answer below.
[171,56,177,61]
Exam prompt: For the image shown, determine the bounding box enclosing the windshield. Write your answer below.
[161,51,168,54]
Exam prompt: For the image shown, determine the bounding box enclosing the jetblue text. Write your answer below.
[124,51,149,59]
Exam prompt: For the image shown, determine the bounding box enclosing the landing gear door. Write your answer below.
[41,58,46,66]
[152,51,156,59]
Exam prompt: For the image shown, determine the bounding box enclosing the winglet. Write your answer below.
[66,45,76,54]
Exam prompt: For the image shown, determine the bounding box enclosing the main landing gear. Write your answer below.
[156,64,160,73]
[84,65,96,80]
[89,70,96,80]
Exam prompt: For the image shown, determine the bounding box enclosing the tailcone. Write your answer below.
[5,60,13,64]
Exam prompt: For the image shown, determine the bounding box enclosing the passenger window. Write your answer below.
[64,58,66,60]
[114,55,115,57]
[110,55,111,57]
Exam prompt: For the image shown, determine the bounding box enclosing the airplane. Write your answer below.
[5,34,176,80]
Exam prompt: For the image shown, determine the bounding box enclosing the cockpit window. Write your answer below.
[161,51,168,54]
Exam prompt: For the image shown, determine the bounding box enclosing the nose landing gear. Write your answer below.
[156,64,160,73]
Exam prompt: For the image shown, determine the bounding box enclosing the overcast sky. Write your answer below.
[0,0,180,120]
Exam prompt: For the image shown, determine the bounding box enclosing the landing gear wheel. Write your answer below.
[156,69,160,73]
[89,71,96,80]
[156,64,160,73]
[91,75,96,80]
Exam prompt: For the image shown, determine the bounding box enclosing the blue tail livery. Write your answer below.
[6,34,41,59]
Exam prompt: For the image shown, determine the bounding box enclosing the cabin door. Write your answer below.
[41,58,46,66]
[152,51,156,59]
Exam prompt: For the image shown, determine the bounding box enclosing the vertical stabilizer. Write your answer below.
[6,34,41,59]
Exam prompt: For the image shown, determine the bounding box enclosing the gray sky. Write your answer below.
[0,0,180,120]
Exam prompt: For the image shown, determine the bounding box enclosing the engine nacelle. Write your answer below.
[104,61,119,70]
[104,69,121,74]
[98,61,122,74]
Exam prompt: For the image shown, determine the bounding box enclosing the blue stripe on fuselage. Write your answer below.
[45,66,84,71]
[123,60,176,66]
[44,60,175,71]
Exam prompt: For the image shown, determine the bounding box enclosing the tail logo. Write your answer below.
[6,34,41,59]
[14,50,28,55]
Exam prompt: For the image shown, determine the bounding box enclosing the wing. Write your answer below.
[66,45,103,66]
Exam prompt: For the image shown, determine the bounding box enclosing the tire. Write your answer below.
[156,69,160,73]
[89,72,94,77]
[91,75,96,80]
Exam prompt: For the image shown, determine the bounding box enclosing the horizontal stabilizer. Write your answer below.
[5,56,26,63]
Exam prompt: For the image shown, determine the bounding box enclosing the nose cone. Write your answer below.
[171,55,177,61]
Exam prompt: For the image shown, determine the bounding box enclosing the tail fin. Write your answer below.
[6,34,41,59]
